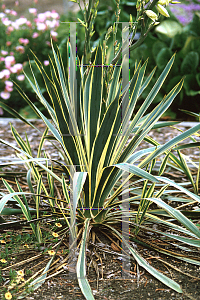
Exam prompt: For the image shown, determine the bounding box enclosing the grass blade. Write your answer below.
[77,219,95,300]
[17,256,54,299]
[148,196,200,239]
[114,163,159,183]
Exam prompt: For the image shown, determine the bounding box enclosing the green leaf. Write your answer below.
[157,176,200,206]
[149,193,200,239]
[181,51,199,74]
[156,48,173,70]
[140,123,200,168]
[152,41,167,61]
[88,46,104,154]
[114,163,159,182]
[107,64,122,106]
[0,207,36,215]
[180,109,200,119]
[0,139,62,183]
[133,54,176,128]
[155,20,182,38]
[0,158,48,168]
[77,219,95,300]
[73,172,87,215]
[107,225,182,293]
[17,256,54,299]
[183,74,200,96]
[174,142,200,150]
[0,102,38,130]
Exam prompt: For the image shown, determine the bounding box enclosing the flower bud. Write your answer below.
[145,10,158,21]
[158,0,170,5]
[156,4,170,17]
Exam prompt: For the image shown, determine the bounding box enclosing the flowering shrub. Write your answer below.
[169,0,200,25]
[0,5,60,117]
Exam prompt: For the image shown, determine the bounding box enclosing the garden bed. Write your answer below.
[0,119,200,300]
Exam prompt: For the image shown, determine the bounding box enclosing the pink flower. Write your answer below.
[44,11,52,18]
[10,63,23,73]
[0,107,4,115]
[1,50,8,56]
[0,57,5,62]
[6,41,12,46]
[37,13,46,22]
[16,74,25,81]
[5,80,13,87]
[5,80,13,92]
[0,13,6,18]
[11,21,19,30]
[0,91,10,100]
[29,8,37,15]
[44,60,49,66]
[50,31,57,37]
[51,11,59,19]
[19,38,29,45]
[46,19,58,28]
[46,41,51,47]
[2,18,12,26]
[15,63,23,70]
[15,45,25,53]
[10,10,17,16]
[37,23,46,31]
[32,32,39,38]
[15,17,27,26]
[15,1,19,6]
[5,9,11,14]
[26,20,32,27]
[5,56,15,68]
[0,69,10,79]
[51,31,58,41]
[6,26,14,34]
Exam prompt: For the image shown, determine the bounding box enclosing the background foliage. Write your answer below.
[0,0,200,119]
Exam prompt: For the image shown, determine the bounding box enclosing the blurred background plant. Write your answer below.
[0,1,61,118]
[131,10,200,120]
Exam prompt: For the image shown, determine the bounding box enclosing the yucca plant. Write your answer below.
[1,40,200,299]
[1,0,200,298]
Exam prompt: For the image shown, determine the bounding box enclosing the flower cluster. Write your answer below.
[0,51,23,99]
[145,0,180,22]
[169,0,200,25]
[0,5,60,104]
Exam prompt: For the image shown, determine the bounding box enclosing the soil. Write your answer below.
[0,119,200,300]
